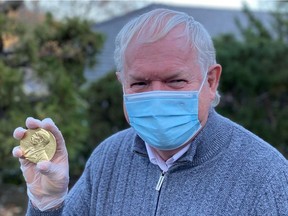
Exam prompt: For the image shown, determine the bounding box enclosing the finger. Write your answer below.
[12,146,24,158]
[13,127,27,140]
[26,117,43,129]
[41,118,66,152]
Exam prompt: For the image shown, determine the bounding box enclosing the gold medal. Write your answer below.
[20,128,57,163]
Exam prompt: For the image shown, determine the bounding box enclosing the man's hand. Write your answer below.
[12,117,69,211]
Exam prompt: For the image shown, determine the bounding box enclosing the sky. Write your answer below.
[25,0,275,11]
[25,0,273,22]
[150,0,260,9]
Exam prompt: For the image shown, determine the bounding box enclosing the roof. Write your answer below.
[84,4,272,81]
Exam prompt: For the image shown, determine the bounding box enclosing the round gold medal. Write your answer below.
[20,128,57,163]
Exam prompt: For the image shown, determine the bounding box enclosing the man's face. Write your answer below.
[118,26,220,126]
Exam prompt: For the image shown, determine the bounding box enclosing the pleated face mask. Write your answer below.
[123,75,206,150]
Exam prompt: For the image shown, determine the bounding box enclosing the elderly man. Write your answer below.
[13,8,288,215]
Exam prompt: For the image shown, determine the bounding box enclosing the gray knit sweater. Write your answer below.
[28,109,288,216]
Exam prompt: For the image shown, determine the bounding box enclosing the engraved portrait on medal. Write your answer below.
[20,128,57,163]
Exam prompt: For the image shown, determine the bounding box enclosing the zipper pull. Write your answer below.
[155,172,166,191]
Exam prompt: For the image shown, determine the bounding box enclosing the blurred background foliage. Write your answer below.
[0,1,287,190]
[0,1,105,184]
[83,72,129,162]
[215,5,288,157]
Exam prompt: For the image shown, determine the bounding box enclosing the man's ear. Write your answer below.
[207,64,222,98]
[116,71,130,123]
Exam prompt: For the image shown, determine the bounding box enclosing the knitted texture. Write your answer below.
[27,109,288,215]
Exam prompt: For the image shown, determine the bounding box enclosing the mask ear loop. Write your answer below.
[122,85,126,96]
[122,80,129,97]
[197,71,208,95]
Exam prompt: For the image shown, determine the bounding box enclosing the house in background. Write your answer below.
[85,3,272,82]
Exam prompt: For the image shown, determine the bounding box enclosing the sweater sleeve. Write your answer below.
[26,201,64,216]
[250,169,288,215]
[25,128,135,216]
[62,158,93,215]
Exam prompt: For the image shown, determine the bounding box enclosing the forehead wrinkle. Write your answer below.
[127,68,193,82]
[125,43,194,75]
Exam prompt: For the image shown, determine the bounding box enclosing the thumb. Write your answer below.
[36,161,69,182]
[36,161,52,175]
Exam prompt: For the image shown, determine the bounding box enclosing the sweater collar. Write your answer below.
[132,108,233,167]
[179,108,233,166]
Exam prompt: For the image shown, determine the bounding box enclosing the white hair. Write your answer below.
[114,8,220,107]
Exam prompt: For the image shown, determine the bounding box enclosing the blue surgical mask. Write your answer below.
[124,76,206,150]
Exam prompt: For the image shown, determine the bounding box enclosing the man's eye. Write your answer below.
[131,82,147,87]
[169,79,186,83]
[167,79,187,87]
